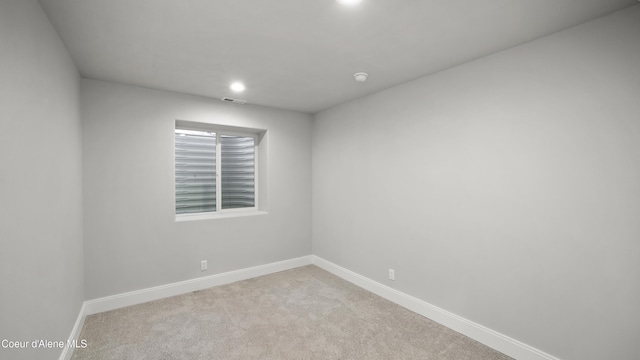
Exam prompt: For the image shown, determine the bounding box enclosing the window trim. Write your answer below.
[175,209,268,222]
[174,120,265,221]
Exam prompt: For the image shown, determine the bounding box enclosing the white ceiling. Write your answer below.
[38,0,637,114]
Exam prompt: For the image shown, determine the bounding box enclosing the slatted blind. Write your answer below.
[175,129,256,214]
[221,135,255,209]
[175,130,216,214]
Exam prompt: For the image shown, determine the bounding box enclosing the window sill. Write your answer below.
[175,210,268,222]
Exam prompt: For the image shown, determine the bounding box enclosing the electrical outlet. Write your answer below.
[388,268,395,281]
[201,260,208,271]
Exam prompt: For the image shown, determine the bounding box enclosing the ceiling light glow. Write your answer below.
[230,82,246,92]
[336,0,362,6]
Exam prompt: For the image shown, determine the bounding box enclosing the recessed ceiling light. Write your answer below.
[336,0,362,6]
[230,82,246,92]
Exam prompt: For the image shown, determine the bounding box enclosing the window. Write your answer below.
[175,125,258,216]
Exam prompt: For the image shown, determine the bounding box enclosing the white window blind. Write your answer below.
[220,135,255,209]
[175,128,256,215]
[175,130,217,214]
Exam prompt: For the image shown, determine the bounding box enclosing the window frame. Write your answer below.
[174,121,264,221]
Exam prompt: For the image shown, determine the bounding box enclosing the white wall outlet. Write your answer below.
[388,268,395,281]
[200,260,208,271]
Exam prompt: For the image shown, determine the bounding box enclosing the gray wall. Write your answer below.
[81,79,312,299]
[0,1,84,359]
[313,6,640,360]
[2,2,638,359]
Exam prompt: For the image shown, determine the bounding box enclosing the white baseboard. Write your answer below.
[61,256,312,359]
[84,255,312,315]
[62,254,558,360]
[58,302,87,360]
[311,255,561,360]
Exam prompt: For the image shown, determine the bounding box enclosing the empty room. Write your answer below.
[1,0,639,359]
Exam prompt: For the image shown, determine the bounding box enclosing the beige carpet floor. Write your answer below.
[72,265,512,359]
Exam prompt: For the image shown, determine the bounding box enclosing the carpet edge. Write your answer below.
[58,302,87,360]
[83,255,313,315]
[310,255,562,360]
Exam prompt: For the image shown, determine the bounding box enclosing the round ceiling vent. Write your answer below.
[354,72,368,82]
